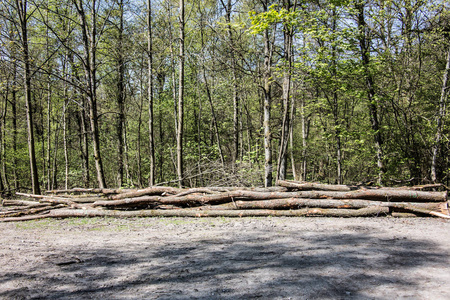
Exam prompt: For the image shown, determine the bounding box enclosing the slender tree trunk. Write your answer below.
[177,0,185,188]
[137,88,143,187]
[51,122,59,189]
[46,64,51,190]
[300,96,309,182]
[356,1,384,185]
[137,58,144,187]
[331,9,342,184]
[223,0,239,167]
[263,13,273,187]
[431,43,450,182]
[116,0,125,187]
[63,97,69,190]
[0,85,7,192]
[147,0,155,186]
[62,54,69,189]
[277,0,294,181]
[17,0,41,194]
[12,60,18,190]
[289,95,296,181]
[81,98,90,186]
[74,0,106,188]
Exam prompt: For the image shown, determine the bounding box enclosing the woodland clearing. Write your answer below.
[0,217,449,299]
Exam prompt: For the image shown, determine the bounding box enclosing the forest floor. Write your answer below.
[0,216,449,299]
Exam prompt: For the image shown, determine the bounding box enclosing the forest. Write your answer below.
[0,0,449,194]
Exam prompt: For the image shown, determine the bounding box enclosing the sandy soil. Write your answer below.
[0,217,449,299]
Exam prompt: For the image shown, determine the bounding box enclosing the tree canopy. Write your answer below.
[0,0,449,192]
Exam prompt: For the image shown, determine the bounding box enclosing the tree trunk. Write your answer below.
[63,96,69,190]
[177,0,185,188]
[277,0,294,182]
[0,207,393,222]
[223,0,239,168]
[214,198,445,211]
[300,97,309,181]
[263,2,273,187]
[17,0,41,195]
[116,0,125,187]
[277,180,358,191]
[74,0,106,188]
[12,59,18,190]
[431,43,450,182]
[147,0,155,186]
[356,1,384,185]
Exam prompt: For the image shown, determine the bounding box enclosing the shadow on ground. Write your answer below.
[0,225,448,299]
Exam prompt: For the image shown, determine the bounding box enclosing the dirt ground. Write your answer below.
[0,217,449,300]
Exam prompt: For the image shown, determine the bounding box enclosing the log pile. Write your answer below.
[1,180,449,222]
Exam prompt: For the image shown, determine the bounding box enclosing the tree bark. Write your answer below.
[0,207,393,222]
[109,186,181,200]
[177,0,185,188]
[147,0,155,186]
[277,180,358,191]
[356,1,384,185]
[213,198,446,211]
[222,0,240,168]
[93,189,447,207]
[116,0,126,187]
[431,43,450,182]
[73,0,107,188]
[17,0,41,195]
[263,1,273,187]
[277,0,294,181]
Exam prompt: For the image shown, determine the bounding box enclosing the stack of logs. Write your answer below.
[1,180,449,222]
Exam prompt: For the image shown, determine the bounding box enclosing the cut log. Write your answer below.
[160,189,447,205]
[174,188,219,197]
[109,187,182,200]
[0,206,391,222]
[205,186,288,192]
[207,198,446,212]
[277,180,359,191]
[390,212,420,218]
[0,204,65,218]
[16,192,87,209]
[2,199,50,207]
[408,184,449,191]
[93,196,160,208]
[46,188,136,195]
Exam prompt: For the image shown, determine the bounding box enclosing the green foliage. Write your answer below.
[0,0,449,190]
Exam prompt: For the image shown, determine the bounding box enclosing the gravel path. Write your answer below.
[0,217,449,299]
